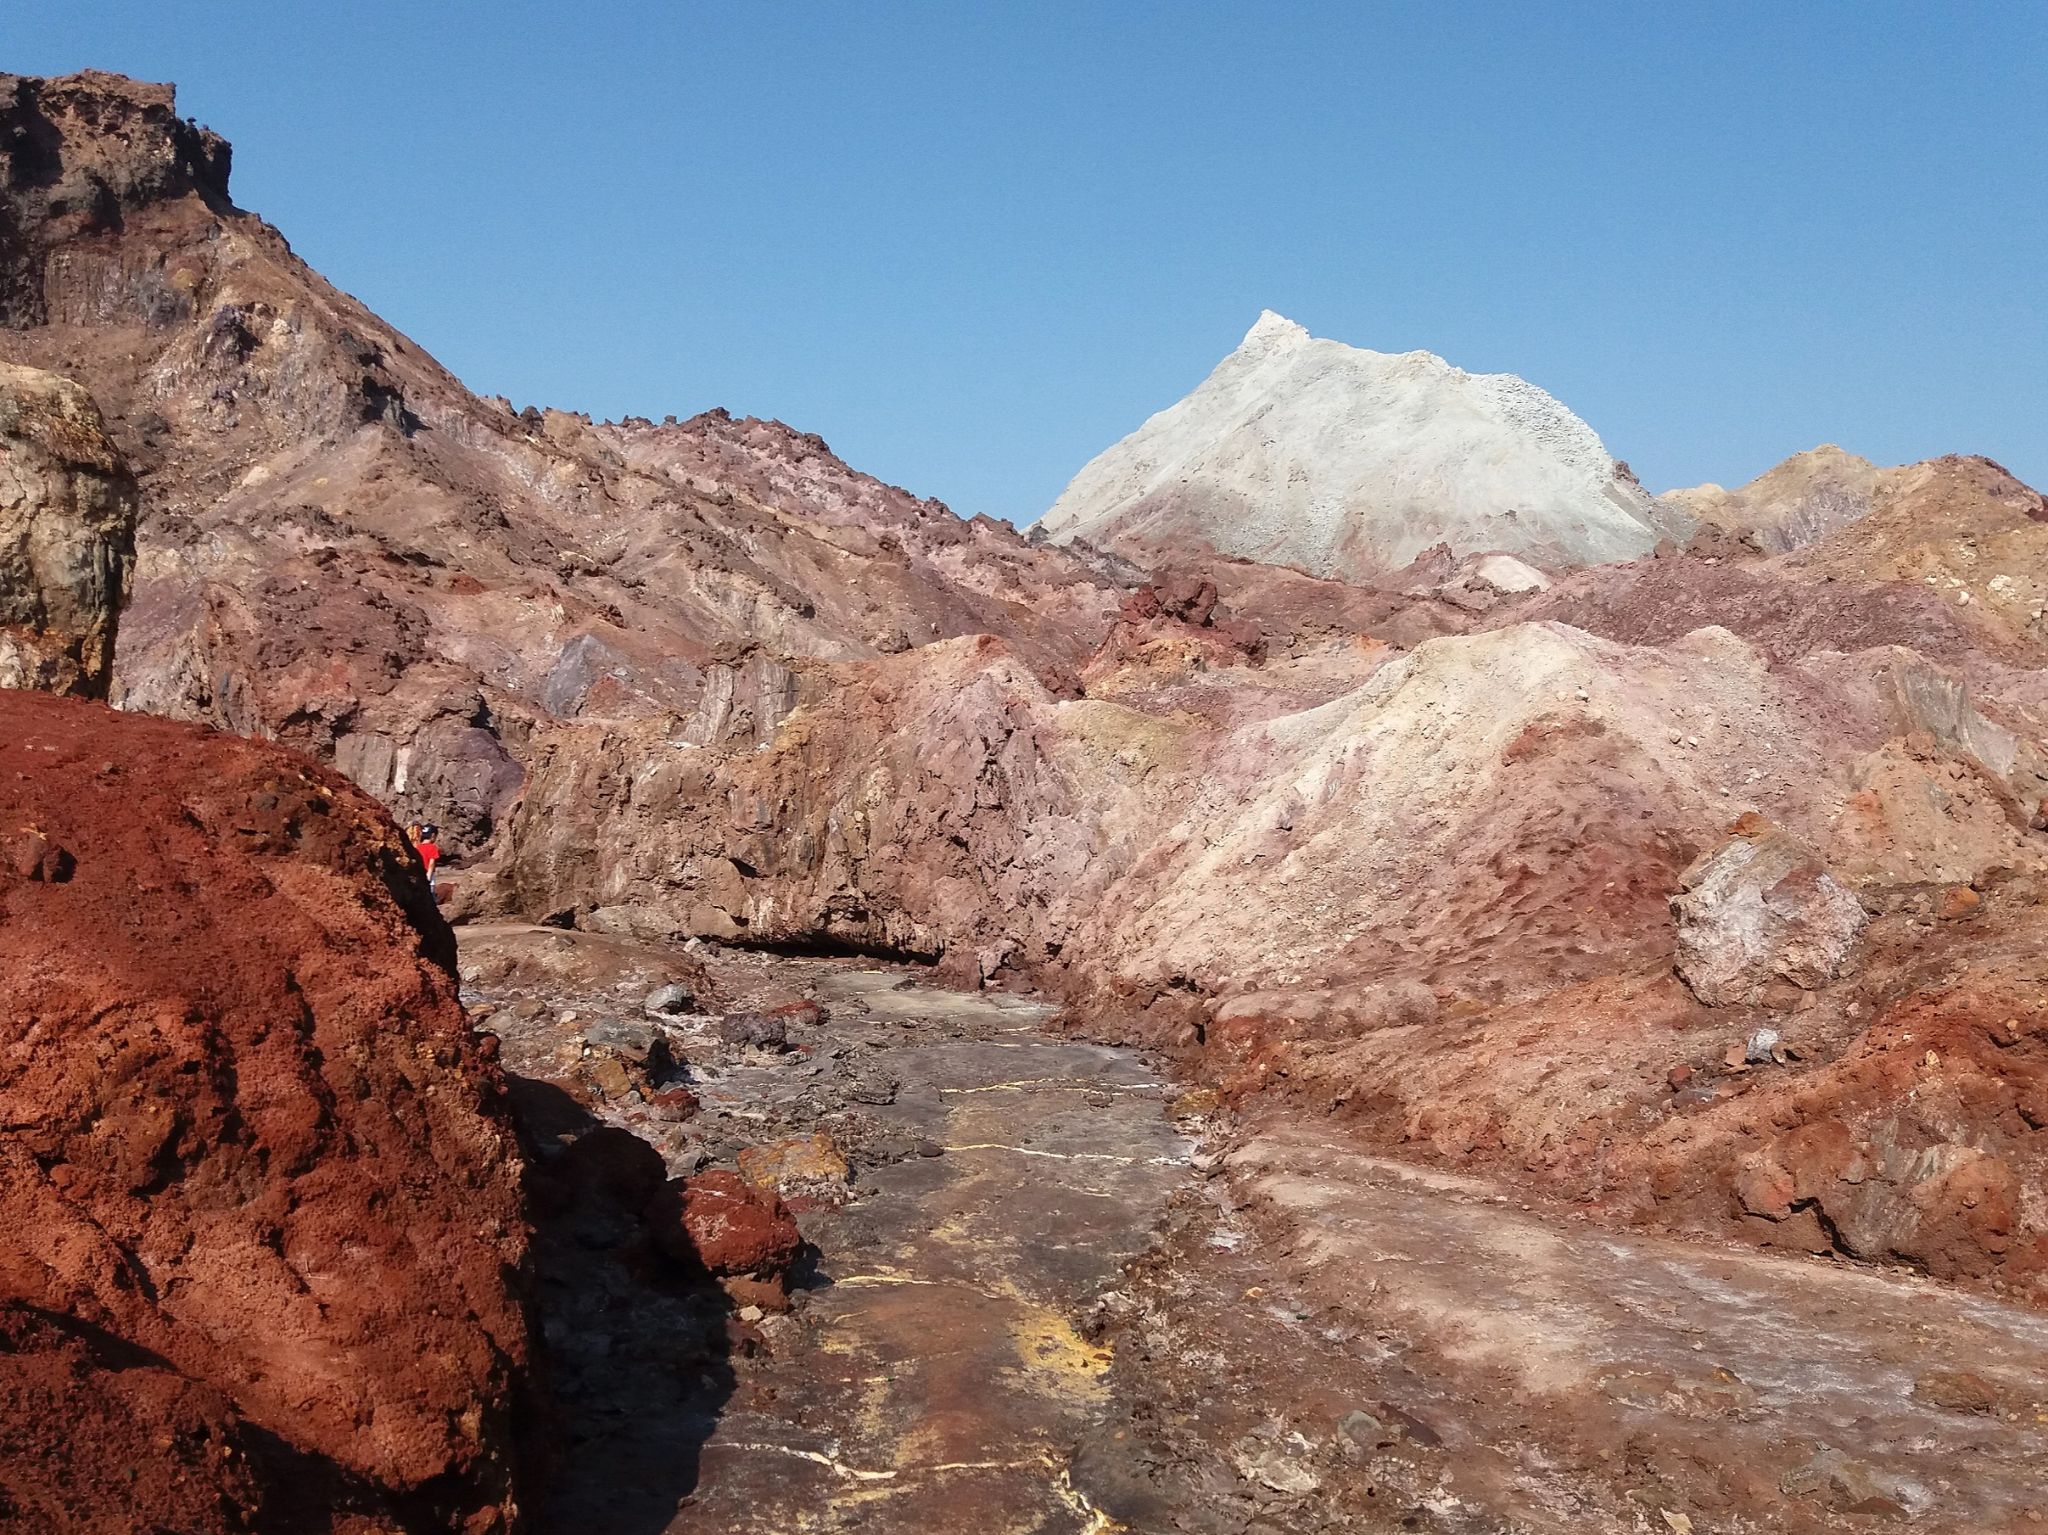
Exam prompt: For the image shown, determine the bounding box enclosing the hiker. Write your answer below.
[415,823,442,888]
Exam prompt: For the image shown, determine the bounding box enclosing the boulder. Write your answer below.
[718,1010,791,1052]
[645,1085,702,1123]
[1154,573,1220,626]
[644,1169,803,1297]
[0,362,136,698]
[0,689,531,1532]
[766,998,829,1029]
[572,1013,691,1107]
[644,980,696,1015]
[1469,553,1550,594]
[1671,820,1866,1006]
[1912,1369,2002,1416]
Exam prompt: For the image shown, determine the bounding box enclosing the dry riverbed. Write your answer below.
[456,926,2048,1534]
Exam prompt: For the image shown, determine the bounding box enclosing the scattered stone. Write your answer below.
[717,1011,791,1052]
[644,1169,803,1288]
[1937,885,1983,921]
[1667,1064,1695,1092]
[1085,1089,1117,1108]
[1,829,75,882]
[738,1134,853,1204]
[1913,1369,2001,1415]
[1781,1446,1908,1517]
[582,1015,677,1080]
[844,1067,899,1106]
[1335,1409,1389,1452]
[578,1055,635,1104]
[645,1086,701,1124]
[1375,1402,1442,1448]
[767,998,829,1029]
[1235,1445,1321,1497]
[914,1139,944,1158]
[643,981,696,1015]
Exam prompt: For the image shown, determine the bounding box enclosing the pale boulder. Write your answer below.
[1671,821,1866,1006]
[0,362,137,698]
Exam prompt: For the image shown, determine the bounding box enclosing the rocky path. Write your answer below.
[670,969,1190,1534]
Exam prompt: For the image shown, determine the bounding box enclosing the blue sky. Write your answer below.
[10,2,2045,519]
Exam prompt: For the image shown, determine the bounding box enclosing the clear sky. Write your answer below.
[10,2,2046,519]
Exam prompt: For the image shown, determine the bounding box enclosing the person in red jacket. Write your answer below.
[414,823,442,888]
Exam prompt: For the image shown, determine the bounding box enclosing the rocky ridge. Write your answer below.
[0,69,1132,854]
[0,341,540,1530]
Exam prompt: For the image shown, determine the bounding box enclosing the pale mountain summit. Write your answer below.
[1039,310,1671,581]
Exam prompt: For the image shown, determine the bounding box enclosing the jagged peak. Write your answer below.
[1239,309,1311,350]
[0,69,232,206]
[1232,312,1477,385]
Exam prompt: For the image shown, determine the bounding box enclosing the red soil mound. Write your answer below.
[0,690,532,1533]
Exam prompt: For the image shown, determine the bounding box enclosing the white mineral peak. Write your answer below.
[1040,311,1671,581]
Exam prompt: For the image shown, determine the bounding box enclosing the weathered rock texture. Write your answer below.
[0,688,532,1532]
[1039,310,1676,580]
[1671,819,1868,1006]
[1660,444,1889,554]
[0,360,135,696]
[1638,451,2048,661]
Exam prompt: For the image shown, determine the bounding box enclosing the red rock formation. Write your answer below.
[646,1171,804,1301]
[1619,969,2048,1285]
[0,689,531,1532]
